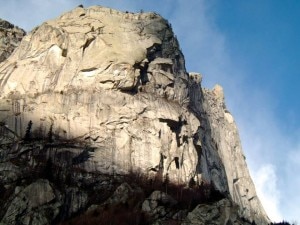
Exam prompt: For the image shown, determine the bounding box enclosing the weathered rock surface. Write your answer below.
[0,19,25,63]
[1,179,58,225]
[0,5,269,225]
[202,86,267,224]
[102,182,144,207]
[142,190,177,219]
[0,5,195,185]
[183,198,251,225]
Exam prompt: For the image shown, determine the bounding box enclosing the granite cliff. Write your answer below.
[0,6,269,225]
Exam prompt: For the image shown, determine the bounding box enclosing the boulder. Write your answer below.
[1,179,57,225]
[183,199,244,225]
[142,190,177,219]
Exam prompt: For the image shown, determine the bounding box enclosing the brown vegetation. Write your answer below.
[2,133,224,225]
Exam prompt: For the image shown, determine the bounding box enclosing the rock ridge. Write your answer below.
[0,5,269,225]
[0,18,26,63]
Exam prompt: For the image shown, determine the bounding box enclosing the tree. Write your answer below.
[24,120,33,141]
[48,123,53,143]
[164,173,170,194]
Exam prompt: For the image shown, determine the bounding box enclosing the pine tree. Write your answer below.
[48,123,53,143]
[24,120,33,141]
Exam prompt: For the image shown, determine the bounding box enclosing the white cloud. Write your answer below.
[238,103,300,222]
[253,164,283,221]
[283,146,300,223]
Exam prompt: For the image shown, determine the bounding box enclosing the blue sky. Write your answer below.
[1,0,299,222]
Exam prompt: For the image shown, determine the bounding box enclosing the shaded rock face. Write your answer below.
[183,199,251,225]
[201,87,267,223]
[1,179,58,225]
[0,6,269,224]
[189,83,269,224]
[0,19,26,63]
[142,190,178,219]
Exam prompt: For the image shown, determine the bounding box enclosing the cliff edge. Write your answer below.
[0,6,269,224]
[0,19,25,62]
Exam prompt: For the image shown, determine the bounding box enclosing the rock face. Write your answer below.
[142,190,178,219]
[1,179,56,225]
[0,19,26,63]
[0,6,269,224]
[183,199,250,225]
[0,5,193,183]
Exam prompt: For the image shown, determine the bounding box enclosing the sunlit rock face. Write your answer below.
[0,5,195,185]
[0,6,269,224]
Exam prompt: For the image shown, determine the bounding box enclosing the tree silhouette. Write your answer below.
[24,120,33,141]
[48,123,53,143]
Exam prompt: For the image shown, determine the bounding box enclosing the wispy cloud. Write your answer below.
[237,94,300,222]
[253,164,282,221]
[284,144,300,222]
[0,0,83,31]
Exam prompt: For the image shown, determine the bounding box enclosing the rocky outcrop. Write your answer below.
[1,179,58,225]
[201,86,267,223]
[142,190,178,220]
[0,19,25,63]
[189,81,268,223]
[0,5,269,224]
[0,5,195,185]
[183,199,251,225]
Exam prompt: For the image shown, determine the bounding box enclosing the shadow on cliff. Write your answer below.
[0,120,226,224]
